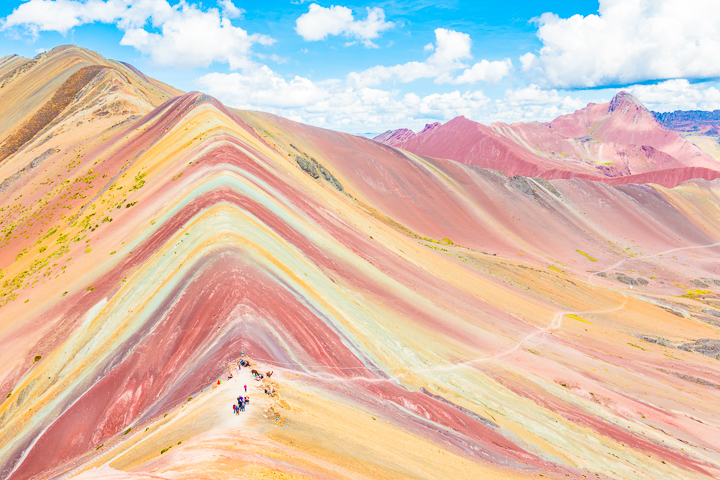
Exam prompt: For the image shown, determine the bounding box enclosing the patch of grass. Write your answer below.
[161,445,173,454]
[682,288,712,297]
[34,355,41,362]
[566,314,591,324]
[576,249,597,262]
[420,236,455,246]
[548,265,566,274]
[627,343,647,351]
[123,427,131,435]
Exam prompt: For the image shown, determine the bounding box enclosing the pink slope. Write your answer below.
[378,92,719,187]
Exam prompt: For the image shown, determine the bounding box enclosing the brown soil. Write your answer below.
[0,65,107,163]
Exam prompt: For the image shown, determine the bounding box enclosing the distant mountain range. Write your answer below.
[374,92,720,188]
[652,109,720,135]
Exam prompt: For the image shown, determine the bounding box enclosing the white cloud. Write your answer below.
[627,80,720,112]
[120,3,273,69]
[405,90,490,118]
[519,52,536,72]
[218,0,243,19]
[1,0,126,37]
[526,0,720,88]
[430,28,471,67]
[453,58,513,85]
[347,28,498,87]
[295,4,393,48]
[197,65,718,132]
[197,67,328,109]
[198,64,491,131]
[491,85,587,123]
[269,54,289,64]
[347,28,511,88]
[1,0,274,69]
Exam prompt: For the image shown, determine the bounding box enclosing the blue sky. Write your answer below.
[1,0,719,133]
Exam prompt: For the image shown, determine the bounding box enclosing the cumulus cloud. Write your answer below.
[218,0,243,19]
[353,28,470,86]
[198,65,491,130]
[347,28,510,87]
[295,4,393,48]
[628,80,720,112]
[1,0,125,36]
[519,52,536,72]
[1,0,273,69]
[120,3,273,69]
[526,0,720,88]
[197,67,328,109]
[492,85,587,123]
[453,58,513,85]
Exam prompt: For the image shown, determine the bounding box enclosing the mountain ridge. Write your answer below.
[2,45,720,480]
[375,92,720,187]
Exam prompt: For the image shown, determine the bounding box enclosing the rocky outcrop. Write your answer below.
[373,128,415,146]
[608,91,646,114]
[653,109,720,134]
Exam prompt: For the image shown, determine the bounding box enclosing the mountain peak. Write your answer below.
[373,128,416,146]
[608,91,646,113]
[418,121,441,135]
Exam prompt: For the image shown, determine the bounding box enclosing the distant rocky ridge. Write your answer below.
[374,92,720,188]
[652,109,720,135]
[372,128,415,146]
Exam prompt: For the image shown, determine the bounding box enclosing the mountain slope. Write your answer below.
[652,109,720,161]
[0,45,181,157]
[376,92,719,186]
[1,47,720,480]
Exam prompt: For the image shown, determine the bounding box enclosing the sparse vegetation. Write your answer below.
[576,249,597,262]
[566,314,590,324]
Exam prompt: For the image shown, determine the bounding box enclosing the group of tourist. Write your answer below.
[231,351,251,415]
[227,351,279,416]
[233,394,250,414]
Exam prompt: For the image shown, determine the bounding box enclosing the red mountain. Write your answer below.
[375,92,720,187]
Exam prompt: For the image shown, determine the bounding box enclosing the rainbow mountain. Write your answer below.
[1,45,720,480]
